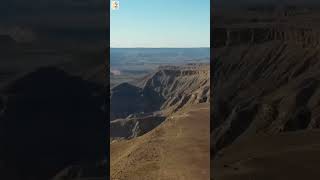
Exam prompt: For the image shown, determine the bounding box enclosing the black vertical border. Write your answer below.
[106,0,111,179]
[210,0,214,178]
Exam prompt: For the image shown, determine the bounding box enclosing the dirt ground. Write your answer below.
[110,103,210,180]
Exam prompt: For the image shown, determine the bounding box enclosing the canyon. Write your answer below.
[213,6,320,180]
[110,64,210,179]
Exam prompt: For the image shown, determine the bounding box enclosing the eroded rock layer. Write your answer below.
[110,64,210,139]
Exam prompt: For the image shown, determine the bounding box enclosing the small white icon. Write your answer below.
[112,0,119,10]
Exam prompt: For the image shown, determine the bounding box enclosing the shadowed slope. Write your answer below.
[0,67,107,180]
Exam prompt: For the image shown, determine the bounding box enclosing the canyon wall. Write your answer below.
[213,25,320,48]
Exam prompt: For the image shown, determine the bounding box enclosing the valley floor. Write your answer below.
[111,103,210,180]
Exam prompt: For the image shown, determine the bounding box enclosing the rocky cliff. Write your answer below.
[110,64,210,139]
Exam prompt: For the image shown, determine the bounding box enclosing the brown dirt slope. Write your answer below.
[111,103,210,180]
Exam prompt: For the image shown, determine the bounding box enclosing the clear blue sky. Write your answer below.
[110,0,210,48]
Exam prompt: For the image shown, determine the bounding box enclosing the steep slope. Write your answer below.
[213,8,320,180]
[111,103,210,180]
[213,40,320,153]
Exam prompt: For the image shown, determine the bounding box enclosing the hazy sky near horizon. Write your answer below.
[110,0,210,48]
